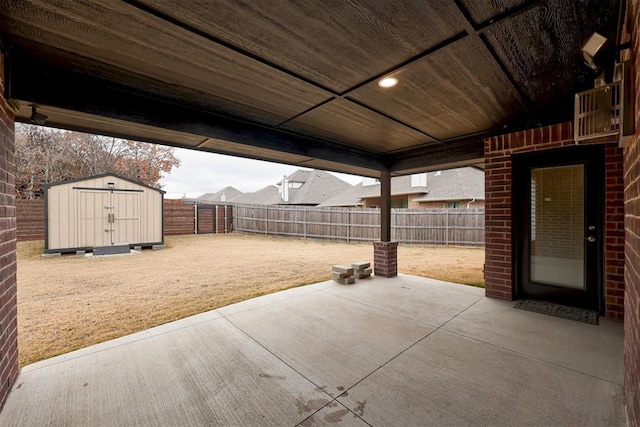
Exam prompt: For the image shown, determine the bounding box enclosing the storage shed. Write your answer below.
[44,174,164,253]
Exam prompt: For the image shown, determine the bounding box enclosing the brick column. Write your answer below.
[623,0,640,423]
[373,241,398,277]
[0,50,19,406]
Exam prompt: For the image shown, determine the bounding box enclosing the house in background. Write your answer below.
[319,167,484,208]
[228,169,353,206]
[196,186,243,203]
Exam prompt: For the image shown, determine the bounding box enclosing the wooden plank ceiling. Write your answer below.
[0,0,620,177]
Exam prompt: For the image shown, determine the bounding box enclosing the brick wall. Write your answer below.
[623,0,640,422]
[484,124,625,319]
[0,52,19,407]
[605,146,626,321]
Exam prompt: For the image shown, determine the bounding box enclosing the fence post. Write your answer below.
[233,204,237,232]
[391,208,396,241]
[347,209,350,243]
[303,207,307,239]
[194,204,198,234]
[224,205,228,233]
[445,209,449,246]
[213,205,218,234]
[265,206,268,235]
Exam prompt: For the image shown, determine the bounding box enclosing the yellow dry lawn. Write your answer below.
[17,233,484,367]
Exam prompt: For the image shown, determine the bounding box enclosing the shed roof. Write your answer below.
[43,173,166,193]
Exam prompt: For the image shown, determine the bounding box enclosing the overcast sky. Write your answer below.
[159,147,364,199]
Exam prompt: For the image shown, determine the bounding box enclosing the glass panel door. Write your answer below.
[530,165,584,289]
[513,145,603,312]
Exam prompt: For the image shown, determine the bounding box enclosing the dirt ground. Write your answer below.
[17,233,484,366]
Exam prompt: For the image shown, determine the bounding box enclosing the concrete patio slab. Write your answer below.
[0,275,624,426]
[217,283,322,316]
[225,289,434,397]
[323,274,484,327]
[442,297,624,385]
[338,329,623,426]
[299,401,369,426]
[3,318,328,426]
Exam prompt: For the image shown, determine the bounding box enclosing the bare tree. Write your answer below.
[15,125,181,199]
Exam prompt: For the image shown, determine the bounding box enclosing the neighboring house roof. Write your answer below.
[285,170,352,205]
[359,175,429,198]
[229,185,283,205]
[196,186,244,203]
[318,183,365,207]
[319,167,484,207]
[412,168,484,202]
[231,169,352,205]
[284,169,312,184]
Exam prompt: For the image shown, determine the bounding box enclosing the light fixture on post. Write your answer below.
[29,105,48,125]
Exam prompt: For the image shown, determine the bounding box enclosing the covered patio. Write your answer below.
[0,0,639,423]
[0,276,623,426]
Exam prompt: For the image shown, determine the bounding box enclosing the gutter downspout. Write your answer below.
[466,198,476,208]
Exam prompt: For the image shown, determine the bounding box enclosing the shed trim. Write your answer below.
[72,186,144,193]
[44,173,166,194]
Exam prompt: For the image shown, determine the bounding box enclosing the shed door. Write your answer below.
[78,190,111,248]
[111,191,141,245]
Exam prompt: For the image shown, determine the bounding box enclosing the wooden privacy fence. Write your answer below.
[16,199,233,241]
[16,200,45,241]
[234,205,485,246]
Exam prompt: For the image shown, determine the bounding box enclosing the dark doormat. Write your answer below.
[514,300,599,325]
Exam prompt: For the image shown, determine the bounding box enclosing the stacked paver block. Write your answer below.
[352,262,372,279]
[332,265,355,284]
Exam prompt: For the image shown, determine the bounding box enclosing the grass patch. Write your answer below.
[17,234,484,366]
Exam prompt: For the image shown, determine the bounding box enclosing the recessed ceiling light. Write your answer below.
[378,77,398,88]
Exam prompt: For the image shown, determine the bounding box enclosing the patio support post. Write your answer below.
[380,170,391,242]
[373,170,398,277]
[0,46,19,406]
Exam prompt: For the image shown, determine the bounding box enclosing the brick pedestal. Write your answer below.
[0,51,19,407]
[373,241,398,277]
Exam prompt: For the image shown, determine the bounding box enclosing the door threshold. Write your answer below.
[514,299,599,325]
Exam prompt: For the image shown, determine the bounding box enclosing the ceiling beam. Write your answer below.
[388,137,484,174]
[8,53,385,173]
